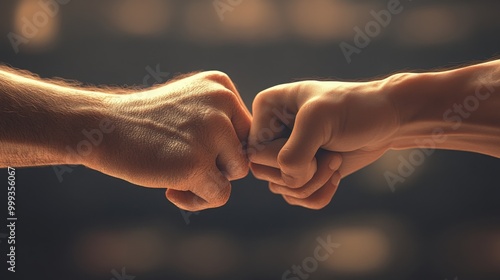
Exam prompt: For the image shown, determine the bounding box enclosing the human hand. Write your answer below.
[85,71,251,211]
[249,79,400,209]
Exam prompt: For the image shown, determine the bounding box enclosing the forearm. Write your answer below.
[0,67,108,167]
[387,60,500,157]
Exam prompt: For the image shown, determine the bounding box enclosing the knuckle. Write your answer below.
[308,197,331,210]
[225,158,249,180]
[268,184,282,195]
[308,201,328,210]
[233,164,249,180]
[293,188,314,199]
[253,91,270,107]
[277,149,299,171]
[207,87,239,109]
[203,71,235,91]
[283,178,304,189]
[202,110,229,127]
[212,190,230,208]
[203,70,231,82]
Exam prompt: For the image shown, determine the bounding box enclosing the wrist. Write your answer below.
[385,62,499,155]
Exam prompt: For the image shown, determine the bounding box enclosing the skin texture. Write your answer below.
[0,68,251,211]
[1,60,499,211]
[249,60,500,209]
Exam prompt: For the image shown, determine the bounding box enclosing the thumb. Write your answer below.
[277,105,326,188]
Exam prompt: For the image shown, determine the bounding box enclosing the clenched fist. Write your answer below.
[249,79,399,209]
[0,68,251,211]
[249,60,500,209]
[89,71,252,211]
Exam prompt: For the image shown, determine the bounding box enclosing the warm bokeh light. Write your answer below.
[361,149,431,193]
[175,232,242,277]
[13,0,61,52]
[108,0,171,36]
[73,226,172,275]
[437,225,500,275]
[322,226,391,273]
[306,215,417,277]
[287,0,374,41]
[183,1,223,43]
[219,0,283,43]
[397,5,472,46]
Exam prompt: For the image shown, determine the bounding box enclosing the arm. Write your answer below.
[0,67,252,211]
[249,59,500,209]
[389,60,500,156]
[0,67,108,166]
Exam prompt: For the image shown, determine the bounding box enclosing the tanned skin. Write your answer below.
[1,61,499,211]
[0,68,252,211]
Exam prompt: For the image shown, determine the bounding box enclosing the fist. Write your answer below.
[86,71,252,211]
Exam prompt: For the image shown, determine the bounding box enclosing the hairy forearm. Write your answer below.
[0,67,108,167]
[387,60,500,157]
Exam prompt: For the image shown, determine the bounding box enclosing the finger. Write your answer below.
[250,162,286,185]
[216,120,250,181]
[165,189,209,212]
[166,165,232,211]
[269,152,341,199]
[213,114,249,181]
[248,138,287,168]
[282,171,341,210]
[249,85,298,148]
[277,106,325,188]
[205,71,252,143]
[230,98,252,144]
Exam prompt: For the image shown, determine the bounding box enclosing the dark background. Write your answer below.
[1,0,500,279]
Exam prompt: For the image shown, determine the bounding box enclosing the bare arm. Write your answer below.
[0,67,108,166]
[249,60,500,209]
[0,67,252,211]
[389,60,500,156]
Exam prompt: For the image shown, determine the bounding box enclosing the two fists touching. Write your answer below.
[92,60,500,211]
[1,61,497,211]
[93,71,399,211]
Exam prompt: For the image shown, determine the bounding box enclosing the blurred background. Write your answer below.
[1,0,500,279]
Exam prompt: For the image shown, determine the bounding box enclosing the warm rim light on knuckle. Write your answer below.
[204,71,235,92]
[212,87,239,107]
[204,70,230,81]
[253,90,274,111]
